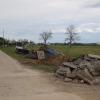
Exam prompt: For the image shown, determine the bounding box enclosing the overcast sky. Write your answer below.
[0,0,100,43]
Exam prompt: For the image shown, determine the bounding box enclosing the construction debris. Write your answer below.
[23,46,63,59]
[16,47,29,55]
[56,54,100,85]
[17,46,65,65]
[37,51,45,60]
[15,44,29,55]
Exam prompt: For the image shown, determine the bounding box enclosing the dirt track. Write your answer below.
[0,50,83,100]
[1,50,100,100]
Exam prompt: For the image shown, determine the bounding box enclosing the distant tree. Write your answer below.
[10,40,16,46]
[29,40,35,45]
[0,37,4,46]
[65,25,79,47]
[17,39,29,47]
[5,39,10,46]
[40,31,53,46]
[0,37,9,47]
[22,39,29,45]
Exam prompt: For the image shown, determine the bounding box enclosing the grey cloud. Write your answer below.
[84,0,100,8]
[0,0,100,43]
[85,3,100,8]
[76,23,100,33]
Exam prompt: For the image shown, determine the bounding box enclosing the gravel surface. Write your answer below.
[0,50,83,100]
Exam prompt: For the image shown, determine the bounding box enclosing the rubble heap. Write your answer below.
[56,54,100,85]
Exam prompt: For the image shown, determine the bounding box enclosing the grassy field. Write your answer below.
[27,45,100,58]
[1,45,100,59]
[0,46,25,61]
[0,46,57,72]
[50,45,100,58]
[0,45,100,72]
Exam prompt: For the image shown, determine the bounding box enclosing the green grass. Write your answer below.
[0,46,57,73]
[26,45,100,58]
[26,44,41,51]
[0,46,25,61]
[1,45,100,59]
[0,45,100,72]
[49,45,100,58]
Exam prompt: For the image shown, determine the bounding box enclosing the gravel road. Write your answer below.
[0,50,83,100]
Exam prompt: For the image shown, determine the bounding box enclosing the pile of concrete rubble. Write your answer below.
[56,54,100,85]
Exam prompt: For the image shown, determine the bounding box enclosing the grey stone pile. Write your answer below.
[56,54,100,85]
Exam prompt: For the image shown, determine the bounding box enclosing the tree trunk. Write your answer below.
[44,40,47,47]
[69,41,72,48]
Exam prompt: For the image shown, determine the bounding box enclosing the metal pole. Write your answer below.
[3,29,5,48]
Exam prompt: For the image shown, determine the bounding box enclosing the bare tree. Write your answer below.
[65,25,79,47]
[40,31,53,46]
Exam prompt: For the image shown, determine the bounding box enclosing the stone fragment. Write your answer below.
[64,78,72,82]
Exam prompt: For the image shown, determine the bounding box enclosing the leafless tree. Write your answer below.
[40,31,53,46]
[65,25,79,47]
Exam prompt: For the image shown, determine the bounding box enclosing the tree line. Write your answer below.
[0,38,35,47]
[0,25,99,48]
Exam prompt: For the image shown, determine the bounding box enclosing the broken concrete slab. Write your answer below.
[56,54,100,85]
[63,62,77,69]
[88,54,100,60]
[64,78,72,82]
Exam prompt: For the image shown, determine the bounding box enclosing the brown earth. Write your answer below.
[0,50,100,100]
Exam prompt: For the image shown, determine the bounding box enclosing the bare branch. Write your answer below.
[65,25,79,47]
[40,31,53,46]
